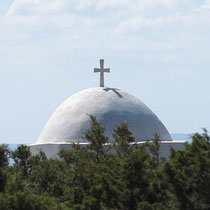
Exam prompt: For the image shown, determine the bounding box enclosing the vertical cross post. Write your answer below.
[94,59,110,87]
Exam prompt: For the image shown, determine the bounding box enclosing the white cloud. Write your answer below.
[77,0,177,12]
[6,0,178,16]
[0,0,209,64]
[6,0,74,16]
[114,16,163,33]
[199,0,210,9]
[192,0,210,12]
[76,0,95,10]
[114,12,209,34]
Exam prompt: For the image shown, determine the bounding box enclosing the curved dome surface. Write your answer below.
[37,87,172,144]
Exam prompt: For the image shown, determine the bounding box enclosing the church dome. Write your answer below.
[37,87,172,144]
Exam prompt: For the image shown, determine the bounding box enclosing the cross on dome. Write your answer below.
[94,59,110,87]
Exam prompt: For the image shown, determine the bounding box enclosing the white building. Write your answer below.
[30,59,186,158]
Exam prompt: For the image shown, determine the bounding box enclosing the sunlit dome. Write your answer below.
[37,86,172,144]
[30,59,184,160]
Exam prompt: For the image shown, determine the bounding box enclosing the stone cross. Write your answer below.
[94,59,110,87]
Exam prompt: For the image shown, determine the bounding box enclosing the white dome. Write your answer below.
[37,87,172,144]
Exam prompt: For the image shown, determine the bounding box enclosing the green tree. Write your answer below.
[83,114,109,162]
[0,176,67,210]
[1,118,209,210]
[147,133,166,165]
[164,130,210,209]
[59,116,122,209]
[0,144,10,192]
[112,122,135,158]
[27,151,68,198]
[12,145,32,178]
[119,145,156,210]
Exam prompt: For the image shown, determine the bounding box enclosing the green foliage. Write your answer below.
[112,121,135,158]
[147,133,166,165]
[164,129,210,209]
[0,145,10,192]
[83,114,109,162]
[0,190,67,210]
[12,145,32,177]
[0,117,209,209]
[0,169,68,210]
[0,144,10,168]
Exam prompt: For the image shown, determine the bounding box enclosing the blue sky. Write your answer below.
[0,0,210,144]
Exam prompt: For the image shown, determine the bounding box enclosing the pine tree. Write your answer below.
[83,114,109,162]
[0,144,10,192]
[112,121,135,158]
